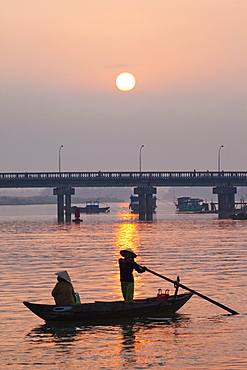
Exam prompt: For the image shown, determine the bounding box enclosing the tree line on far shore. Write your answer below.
[0,196,123,206]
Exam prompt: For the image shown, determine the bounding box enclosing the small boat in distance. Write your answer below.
[129,195,157,213]
[23,292,193,323]
[175,197,206,213]
[230,212,247,220]
[72,201,110,214]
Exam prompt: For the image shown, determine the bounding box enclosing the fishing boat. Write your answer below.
[23,292,193,323]
[229,212,247,220]
[175,197,206,213]
[129,195,157,214]
[72,201,110,214]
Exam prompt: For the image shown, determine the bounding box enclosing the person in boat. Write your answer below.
[52,270,76,305]
[119,249,146,302]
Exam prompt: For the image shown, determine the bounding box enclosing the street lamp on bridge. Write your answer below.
[218,145,224,172]
[59,145,63,173]
[139,145,144,172]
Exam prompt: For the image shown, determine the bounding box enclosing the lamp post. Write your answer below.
[218,145,224,172]
[139,145,144,172]
[59,145,63,173]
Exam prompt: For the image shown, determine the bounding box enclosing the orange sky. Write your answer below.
[1,1,247,91]
[0,1,246,173]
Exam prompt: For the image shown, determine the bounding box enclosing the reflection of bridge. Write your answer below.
[1,171,247,221]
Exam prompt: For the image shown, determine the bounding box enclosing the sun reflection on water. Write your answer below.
[115,222,139,253]
[111,219,145,299]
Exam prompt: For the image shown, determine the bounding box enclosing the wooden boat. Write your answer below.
[23,292,193,323]
[175,197,218,214]
[230,212,247,220]
[175,197,205,212]
[72,201,110,214]
[176,197,204,212]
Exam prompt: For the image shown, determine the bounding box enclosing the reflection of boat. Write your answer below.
[72,201,110,214]
[129,195,157,213]
[23,292,192,323]
[175,197,206,213]
[230,212,247,220]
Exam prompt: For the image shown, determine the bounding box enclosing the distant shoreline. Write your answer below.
[0,196,124,206]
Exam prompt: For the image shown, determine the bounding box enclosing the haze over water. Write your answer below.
[0,202,247,369]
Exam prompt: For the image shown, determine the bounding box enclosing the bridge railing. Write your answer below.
[1,171,247,180]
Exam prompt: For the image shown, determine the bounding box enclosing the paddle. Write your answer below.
[138,264,239,315]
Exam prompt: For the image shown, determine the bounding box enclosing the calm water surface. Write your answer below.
[0,202,247,369]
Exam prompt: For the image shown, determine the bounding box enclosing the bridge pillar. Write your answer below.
[146,193,154,221]
[65,193,72,222]
[213,186,237,219]
[53,187,75,223]
[134,187,157,221]
[139,193,146,221]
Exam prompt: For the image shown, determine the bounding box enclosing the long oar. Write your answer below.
[141,265,239,315]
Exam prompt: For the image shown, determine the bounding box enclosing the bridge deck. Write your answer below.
[1,171,247,188]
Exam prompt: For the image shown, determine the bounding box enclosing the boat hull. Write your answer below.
[230,212,247,220]
[72,206,110,214]
[23,293,192,323]
[79,206,110,213]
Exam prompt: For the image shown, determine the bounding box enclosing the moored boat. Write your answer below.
[72,201,110,214]
[175,197,206,213]
[229,212,247,220]
[23,292,193,323]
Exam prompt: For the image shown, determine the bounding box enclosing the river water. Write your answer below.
[0,202,247,369]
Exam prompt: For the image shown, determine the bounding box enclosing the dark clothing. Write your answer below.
[52,280,75,305]
[119,258,145,302]
[119,258,145,282]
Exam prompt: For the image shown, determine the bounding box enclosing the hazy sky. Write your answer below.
[1,0,246,173]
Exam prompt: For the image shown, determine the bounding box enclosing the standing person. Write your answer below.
[119,249,146,302]
[52,270,76,305]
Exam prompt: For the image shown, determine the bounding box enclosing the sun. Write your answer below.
[116,72,136,91]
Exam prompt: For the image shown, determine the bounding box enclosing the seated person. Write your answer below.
[52,270,76,305]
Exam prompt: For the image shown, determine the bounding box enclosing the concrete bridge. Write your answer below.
[1,171,247,221]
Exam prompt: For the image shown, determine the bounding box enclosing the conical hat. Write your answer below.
[55,270,71,282]
[120,248,137,258]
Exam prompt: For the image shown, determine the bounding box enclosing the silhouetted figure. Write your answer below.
[52,270,76,305]
[119,249,145,302]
